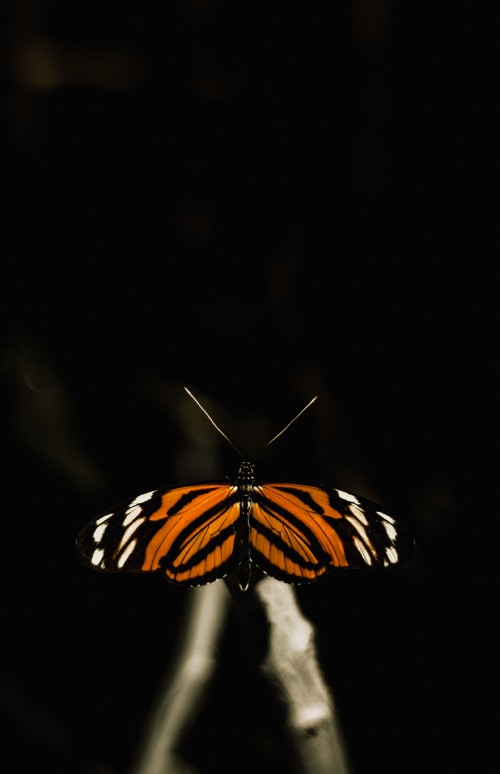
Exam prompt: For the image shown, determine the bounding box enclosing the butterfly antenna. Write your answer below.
[265,396,318,448]
[184,387,242,456]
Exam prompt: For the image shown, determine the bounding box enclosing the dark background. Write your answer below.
[2,2,491,773]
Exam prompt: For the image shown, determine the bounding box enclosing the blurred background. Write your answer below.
[1,2,490,773]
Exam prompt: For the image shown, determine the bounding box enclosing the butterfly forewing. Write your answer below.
[77,482,240,585]
[249,483,413,583]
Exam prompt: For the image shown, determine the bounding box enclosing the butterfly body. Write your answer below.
[77,460,413,591]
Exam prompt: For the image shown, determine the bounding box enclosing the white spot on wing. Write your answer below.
[118,518,146,551]
[385,546,399,564]
[93,524,107,543]
[130,490,155,506]
[117,539,137,568]
[96,513,112,525]
[348,503,368,524]
[91,548,105,566]
[337,489,360,504]
[123,505,143,527]
[382,521,397,541]
[377,510,395,524]
[345,515,376,556]
[353,536,372,565]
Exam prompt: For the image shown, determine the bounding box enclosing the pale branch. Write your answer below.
[228,576,353,774]
[129,582,230,774]
[129,575,352,774]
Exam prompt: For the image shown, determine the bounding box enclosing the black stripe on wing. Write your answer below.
[254,483,414,573]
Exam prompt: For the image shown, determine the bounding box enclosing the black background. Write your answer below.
[2,3,492,773]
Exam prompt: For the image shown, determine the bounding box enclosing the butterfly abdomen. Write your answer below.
[236,493,253,591]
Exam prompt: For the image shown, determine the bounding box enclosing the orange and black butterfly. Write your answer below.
[76,389,414,591]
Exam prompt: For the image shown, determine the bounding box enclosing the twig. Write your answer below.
[129,583,230,774]
[229,577,353,774]
[130,574,352,774]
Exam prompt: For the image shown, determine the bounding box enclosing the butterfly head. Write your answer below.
[237,460,256,492]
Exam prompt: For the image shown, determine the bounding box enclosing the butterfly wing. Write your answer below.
[250,483,413,583]
[76,482,241,586]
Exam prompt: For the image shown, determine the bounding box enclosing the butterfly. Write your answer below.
[76,389,414,591]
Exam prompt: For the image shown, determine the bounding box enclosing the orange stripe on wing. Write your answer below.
[251,504,320,563]
[175,502,240,559]
[258,484,349,567]
[142,484,235,571]
[250,522,328,580]
[265,483,344,518]
[166,531,236,584]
